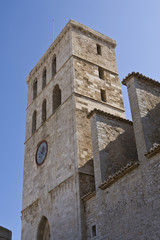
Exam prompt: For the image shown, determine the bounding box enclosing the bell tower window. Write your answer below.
[32,110,37,134]
[42,68,47,89]
[100,89,106,102]
[52,84,61,113]
[98,67,104,80]
[33,79,37,100]
[96,44,101,55]
[42,99,47,123]
[92,225,97,238]
[52,56,56,78]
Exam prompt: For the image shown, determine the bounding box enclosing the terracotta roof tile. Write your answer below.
[99,161,139,190]
[81,191,96,201]
[145,143,160,159]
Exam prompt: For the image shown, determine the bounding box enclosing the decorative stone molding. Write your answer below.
[48,176,74,199]
[21,199,39,220]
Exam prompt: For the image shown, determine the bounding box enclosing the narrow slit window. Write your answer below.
[92,225,97,238]
[52,85,61,113]
[98,67,104,80]
[42,68,47,89]
[52,56,56,78]
[101,89,106,102]
[42,99,47,123]
[97,44,101,55]
[33,79,37,100]
[32,111,37,134]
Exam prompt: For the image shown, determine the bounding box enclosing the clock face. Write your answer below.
[36,141,48,165]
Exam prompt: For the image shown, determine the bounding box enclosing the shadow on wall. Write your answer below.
[78,99,160,196]
[79,159,95,197]
[97,117,138,182]
[141,102,160,151]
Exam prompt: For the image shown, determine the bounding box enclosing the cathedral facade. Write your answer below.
[21,20,160,239]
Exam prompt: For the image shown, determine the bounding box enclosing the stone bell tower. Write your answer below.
[21,20,125,240]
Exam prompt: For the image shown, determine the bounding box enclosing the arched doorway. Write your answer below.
[37,216,50,240]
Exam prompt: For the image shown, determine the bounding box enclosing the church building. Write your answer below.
[21,20,160,240]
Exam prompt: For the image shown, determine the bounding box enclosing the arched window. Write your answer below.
[52,56,56,78]
[33,79,37,100]
[32,110,37,134]
[37,216,50,240]
[42,99,47,123]
[42,68,47,89]
[52,84,61,113]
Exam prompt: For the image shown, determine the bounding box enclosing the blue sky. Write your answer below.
[0,0,160,239]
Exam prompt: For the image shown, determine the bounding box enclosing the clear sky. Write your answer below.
[0,0,160,239]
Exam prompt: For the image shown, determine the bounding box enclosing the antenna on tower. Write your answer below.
[53,17,54,41]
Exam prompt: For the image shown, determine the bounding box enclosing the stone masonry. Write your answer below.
[21,20,160,240]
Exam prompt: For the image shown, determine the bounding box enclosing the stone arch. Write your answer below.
[52,84,61,113]
[37,216,50,240]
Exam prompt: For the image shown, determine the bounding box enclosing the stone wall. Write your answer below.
[22,93,81,239]
[22,25,80,239]
[72,28,125,171]
[21,176,79,240]
[84,153,160,240]
[70,25,126,238]
[72,28,118,73]
[82,74,160,240]
[74,58,124,110]
[23,95,76,208]
[25,54,74,141]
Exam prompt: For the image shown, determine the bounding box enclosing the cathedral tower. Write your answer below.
[21,20,125,240]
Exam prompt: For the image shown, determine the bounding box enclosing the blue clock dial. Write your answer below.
[36,141,48,165]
